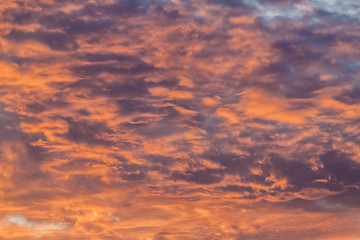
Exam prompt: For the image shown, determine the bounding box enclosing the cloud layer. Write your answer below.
[1,0,360,239]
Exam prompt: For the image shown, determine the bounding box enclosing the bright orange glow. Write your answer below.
[1,0,360,239]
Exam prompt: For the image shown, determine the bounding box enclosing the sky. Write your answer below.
[0,0,360,239]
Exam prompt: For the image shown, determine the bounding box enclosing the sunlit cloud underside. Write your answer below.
[1,0,360,239]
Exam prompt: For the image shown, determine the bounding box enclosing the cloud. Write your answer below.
[217,185,255,193]
[320,151,360,186]
[71,61,157,76]
[1,0,360,239]
[1,7,37,24]
[60,117,114,145]
[171,169,224,184]
[3,214,66,231]
[7,215,36,228]
[6,29,79,51]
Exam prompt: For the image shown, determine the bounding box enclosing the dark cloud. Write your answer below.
[117,99,177,116]
[249,14,358,100]
[44,98,70,108]
[26,102,45,113]
[6,29,78,51]
[275,197,327,213]
[324,187,360,209]
[117,99,154,115]
[134,119,186,138]
[272,40,325,64]
[120,103,184,138]
[265,150,360,193]
[269,155,324,190]
[40,12,114,34]
[96,79,153,97]
[60,118,114,146]
[68,78,154,97]
[143,154,176,166]
[2,7,37,24]
[0,109,50,192]
[120,171,147,181]
[52,158,104,172]
[115,162,148,181]
[155,6,181,21]
[218,185,254,193]
[78,109,91,116]
[80,53,140,63]
[334,88,360,105]
[71,62,157,76]
[25,143,47,163]
[201,151,254,175]
[268,187,360,214]
[171,169,224,184]
[242,174,274,186]
[320,151,360,186]
[0,54,51,66]
[206,0,249,8]
[80,0,148,18]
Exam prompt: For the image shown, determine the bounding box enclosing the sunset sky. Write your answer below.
[1,0,360,239]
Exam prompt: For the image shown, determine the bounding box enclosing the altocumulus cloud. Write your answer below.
[0,0,360,239]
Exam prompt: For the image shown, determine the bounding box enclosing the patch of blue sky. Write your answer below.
[309,0,360,18]
[243,0,314,21]
[345,61,360,71]
[243,0,359,21]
